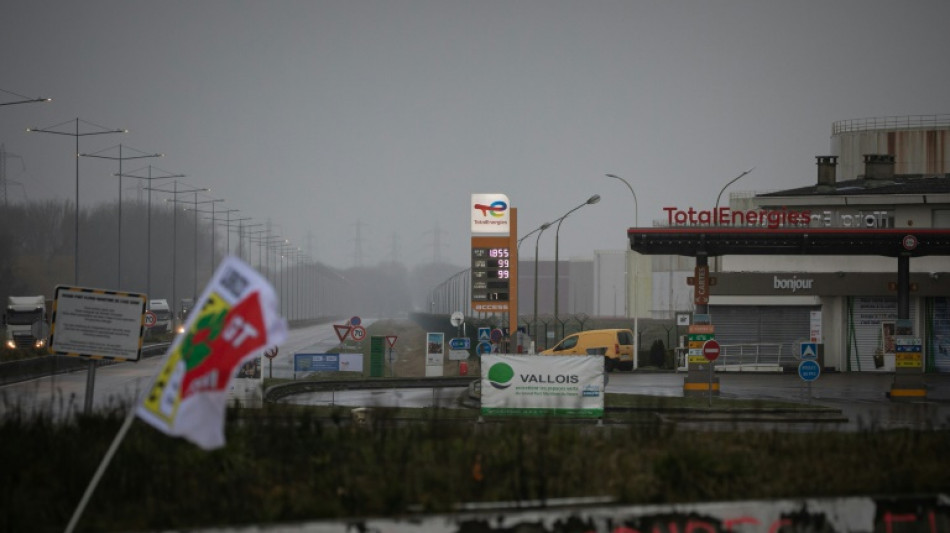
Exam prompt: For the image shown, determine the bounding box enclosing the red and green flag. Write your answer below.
[137,256,287,449]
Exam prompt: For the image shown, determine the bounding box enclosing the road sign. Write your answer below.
[798,359,821,381]
[450,311,464,327]
[333,324,351,342]
[385,335,398,349]
[350,325,367,342]
[450,337,471,350]
[702,339,721,362]
[144,310,157,329]
[349,316,362,326]
[800,342,818,360]
[490,328,503,343]
[476,341,492,355]
[263,346,279,359]
[478,327,491,341]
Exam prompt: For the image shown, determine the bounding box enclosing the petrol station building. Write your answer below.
[630,149,950,378]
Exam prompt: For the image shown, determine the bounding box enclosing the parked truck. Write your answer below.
[3,295,48,350]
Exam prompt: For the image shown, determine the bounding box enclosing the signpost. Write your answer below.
[144,310,157,329]
[798,358,821,401]
[263,346,279,378]
[48,286,147,414]
[702,339,720,406]
[385,336,398,376]
[333,324,351,342]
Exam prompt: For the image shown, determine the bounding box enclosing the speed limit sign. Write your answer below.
[144,310,157,329]
[350,325,367,342]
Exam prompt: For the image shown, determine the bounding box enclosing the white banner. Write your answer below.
[481,355,604,418]
[136,256,288,450]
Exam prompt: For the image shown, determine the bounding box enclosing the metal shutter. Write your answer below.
[709,305,817,367]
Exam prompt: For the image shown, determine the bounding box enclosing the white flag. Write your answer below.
[136,256,287,450]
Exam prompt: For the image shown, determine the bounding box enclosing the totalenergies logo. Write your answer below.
[474,200,508,218]
[471,193,510,235]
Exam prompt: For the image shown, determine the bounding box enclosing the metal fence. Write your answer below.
[832,114,950,134]
[677,343,793,372]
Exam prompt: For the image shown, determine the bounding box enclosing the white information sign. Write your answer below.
[481,355,604,418]
[50,286,147,361]
[449,349,469,361]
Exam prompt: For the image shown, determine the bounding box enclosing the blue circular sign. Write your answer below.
[798,359,821,382]
[476,341,493,356]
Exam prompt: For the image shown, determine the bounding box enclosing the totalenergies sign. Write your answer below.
[663,206,891,229]
[471,193,510,235]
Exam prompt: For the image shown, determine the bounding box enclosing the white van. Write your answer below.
[148,299,172,333]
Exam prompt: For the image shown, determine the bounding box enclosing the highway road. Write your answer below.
[0,321,365,419]
[3,319,949,432]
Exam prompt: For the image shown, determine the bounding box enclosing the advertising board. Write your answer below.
[480,355,604,418]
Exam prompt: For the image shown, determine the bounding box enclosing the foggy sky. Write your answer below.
[2,1,949,270]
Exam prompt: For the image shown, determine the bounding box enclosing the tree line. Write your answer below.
[0,199,464,321]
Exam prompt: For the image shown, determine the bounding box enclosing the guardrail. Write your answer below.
[0,342,170,386]
[716,343,789,371]
[676,343,792,372]
[265,377,476,403]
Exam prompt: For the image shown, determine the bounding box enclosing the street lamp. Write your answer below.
[27,118,127,284]
[606,173,643,368]
[0,87,51,107]
[80,145,163,289]
[238,223,264,264]
[183,195,223,302]
[149,181,208,322]
[127,166,186,299]
[714,167,755,216]
[530,222,552,350]
[553,194,601,337]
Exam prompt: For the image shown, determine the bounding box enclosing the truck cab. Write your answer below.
[147,299,172,334]
[3,295,48,350]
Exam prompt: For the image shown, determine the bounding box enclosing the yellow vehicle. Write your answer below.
[540,328,635,372]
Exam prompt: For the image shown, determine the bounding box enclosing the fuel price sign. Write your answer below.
[471,237,511,312]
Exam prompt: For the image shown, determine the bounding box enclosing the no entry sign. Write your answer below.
[702,339,721,362]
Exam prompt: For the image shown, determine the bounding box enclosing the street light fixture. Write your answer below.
[80,145,163,289]
[0,87,51,107]
[530,222,552,350]
[27,118,127,284]
[183,195,223,301]
[553,194,601,338]
[606,173,641,368]
[148,181,208,322]
[714,167,756,215]
[127,166,186,299]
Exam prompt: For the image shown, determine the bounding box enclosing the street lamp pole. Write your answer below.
[149,181,208,322]
[530,222,552,350]
[129,166,186,298]
[553,194,601,338]
[0,87,51,107]
[27,118,126,284]
[80,145,162,289]
[606,173,640,366]
[183,195,223,301]
[714,167,756,216]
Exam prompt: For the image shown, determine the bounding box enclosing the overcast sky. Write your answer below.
[2,1,948,269]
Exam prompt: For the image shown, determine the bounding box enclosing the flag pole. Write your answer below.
[64,407,138,533]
